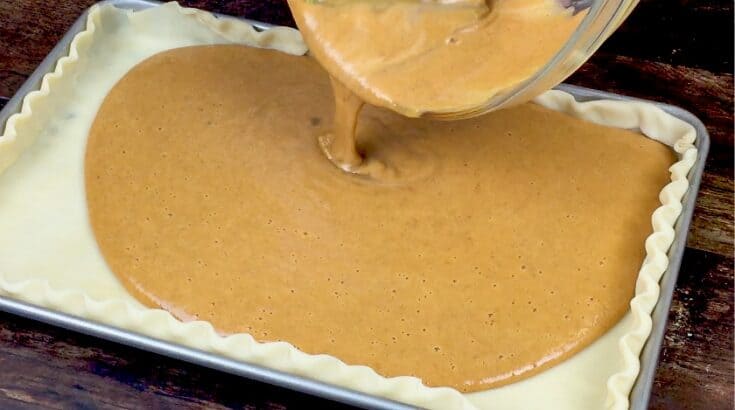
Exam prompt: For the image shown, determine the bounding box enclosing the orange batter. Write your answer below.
[85,45,675,391]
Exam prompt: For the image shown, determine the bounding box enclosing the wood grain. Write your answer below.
[0,0,97,98]
[0,0,733,409]
[651,248,734,410]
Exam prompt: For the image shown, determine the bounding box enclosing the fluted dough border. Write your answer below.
[0,3,698,410]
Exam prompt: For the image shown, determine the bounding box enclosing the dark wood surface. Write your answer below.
[0,0,732,409]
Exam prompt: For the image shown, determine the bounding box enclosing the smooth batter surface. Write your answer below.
[287,0,585,117]
[85,45,675,392]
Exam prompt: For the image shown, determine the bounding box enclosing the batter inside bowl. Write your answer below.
[287,0,585,117]
[84,45,675,392]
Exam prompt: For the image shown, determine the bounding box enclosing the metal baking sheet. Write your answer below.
[0,1,710,409]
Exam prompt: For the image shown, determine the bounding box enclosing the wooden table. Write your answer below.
[0,1,732,408]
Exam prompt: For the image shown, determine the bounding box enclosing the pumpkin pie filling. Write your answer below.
[84,45,675,392]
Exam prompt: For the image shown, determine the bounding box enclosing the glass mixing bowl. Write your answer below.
[298,0,639,120]
[431,0,639,120]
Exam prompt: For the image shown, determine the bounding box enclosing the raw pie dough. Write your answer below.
[0,3,699,410]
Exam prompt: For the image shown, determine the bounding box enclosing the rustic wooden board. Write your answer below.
[0,0,732,409]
